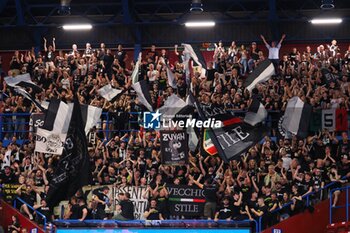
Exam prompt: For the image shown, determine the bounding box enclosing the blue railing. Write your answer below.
[53,219,257,232]
[14,197,47,229]
[259,176,348,231]
[330,185,350,224]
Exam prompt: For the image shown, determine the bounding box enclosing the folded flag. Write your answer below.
[132,80,153,111]
[244,59,275,92]
[244,97,268,126]
[98,84,123,102]
[282,96,312,138]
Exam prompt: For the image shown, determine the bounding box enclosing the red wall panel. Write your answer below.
[0,200,44,233]
[262,192,348,233]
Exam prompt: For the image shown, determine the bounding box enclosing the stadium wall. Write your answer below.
[0,199,44,233]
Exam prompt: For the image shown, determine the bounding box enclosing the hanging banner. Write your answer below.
[114,186,149,220]
[167,185,205,216]
[160,130,188,165]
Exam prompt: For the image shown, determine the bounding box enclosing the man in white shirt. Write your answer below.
[260,34,286,74]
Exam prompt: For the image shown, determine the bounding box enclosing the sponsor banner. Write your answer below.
[160,130,188,165]
[114,186,149,220]
[167,185,205,216]
[35,128,66,155]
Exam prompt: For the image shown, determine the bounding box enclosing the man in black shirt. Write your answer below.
[250,197,268,229]
[144,199,164,220]
[214,197,232,220]
[0,166,17,184]
[115,44,128,69]
[16,184,36,220]
[190,175,218,219]
[114,192,135,220]
[92,186,110,220]
[77,198,89,221]
[34,199,53,224]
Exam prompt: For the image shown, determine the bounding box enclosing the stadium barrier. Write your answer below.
[330,185,350,224]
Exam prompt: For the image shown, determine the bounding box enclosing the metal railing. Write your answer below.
[329,185,350,224]
[14,197,47,229]
[53,219,257,232]
[259,176,348,231]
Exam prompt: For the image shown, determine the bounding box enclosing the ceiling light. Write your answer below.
[185,21,215,27]
[63,24,93,30]
[310,18,342,24]
[320,0,335,9]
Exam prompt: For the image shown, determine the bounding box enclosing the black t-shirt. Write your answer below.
[92,188,109,210]
[145,206,161,220]
[256,205,268,217]
[70,204,80,219]
[37,206,52,222]
[115,51,127,67]
[120,200,134,220]
[77,204,88,219]
[207,68,217,81]
[217,204,233,219]
[0,172,17,184]
[21,191,36,206]
[204,185,217,202]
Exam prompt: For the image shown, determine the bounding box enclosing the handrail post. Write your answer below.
[330,190,333,224]
[306,195,310,207]
[258,216,262,233]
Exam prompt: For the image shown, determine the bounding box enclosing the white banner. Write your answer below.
[114,186,149,220]
[35,128,66,155]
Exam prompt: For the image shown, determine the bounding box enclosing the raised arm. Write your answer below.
[52,37,56,52]
[43,37,47,52]
[260,35,269,47]
[279,34,286,46]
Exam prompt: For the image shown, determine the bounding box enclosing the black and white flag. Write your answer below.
[160,130,188,165]
[35,99,73,155]
[182,43,207,78]
[244,59,275,92]
[5,73,42,94]
[46,96,91,208]
[282,96,312,138]
[98,84,123,102]
[244,97,268,126]
[80,104,103,135]
[132,80,153,111]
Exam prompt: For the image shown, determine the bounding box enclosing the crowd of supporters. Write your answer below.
[0,35,350,231]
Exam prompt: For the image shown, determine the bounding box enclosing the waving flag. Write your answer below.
[132,80,153,111]
[244,60,275,92]
[244,97,268,126]
[166,66,177,88]
[98,84,123,102]
[46,96,91,208]
[282,96,312,138]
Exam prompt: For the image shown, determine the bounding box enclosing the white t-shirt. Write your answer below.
[266,44,281,59]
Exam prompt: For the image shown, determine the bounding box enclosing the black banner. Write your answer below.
[1,184,23,202]
[46,97,91,208]
[167,185,205,216]
[160,130,188,165]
